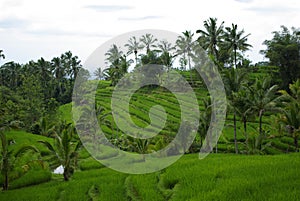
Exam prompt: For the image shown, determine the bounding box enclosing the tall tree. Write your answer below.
[175,31,195,84]
[0,127,39,190]
[140,33,158,53]
[223,24,252,69]
[94,67,103,80]
[279,79,300,152]
[249,78,279,142]
[105,44,123,66]
[38,122,81,181]
[0,62,22,89]
[157,40,175,71]
[261,26,300,90]
[125,36,143,66]
[233,88,254,152]
[196,17,224,61]
[222,68,247,153]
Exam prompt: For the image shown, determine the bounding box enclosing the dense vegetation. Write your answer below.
[0,17,299,200]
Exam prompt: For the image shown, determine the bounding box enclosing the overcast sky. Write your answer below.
[0,0,299,65]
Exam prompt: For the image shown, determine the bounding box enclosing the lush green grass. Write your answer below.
[0,153,299,201]
[68,78,296,154]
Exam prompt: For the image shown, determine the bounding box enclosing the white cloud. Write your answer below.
[0,0,299,65]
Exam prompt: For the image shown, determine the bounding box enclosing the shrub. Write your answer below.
[10,170,51,189]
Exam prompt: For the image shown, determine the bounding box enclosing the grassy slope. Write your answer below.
[0,153,299,201]
[71,76,296,154]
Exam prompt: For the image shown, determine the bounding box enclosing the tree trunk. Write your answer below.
[259,110,263,137]
[3,173,8,190]
[63,170,69,181]
[294,136,299,152]
[243,117,248,154]
[134,52,138,67]
[259,110,264,150]
[234,47,237,69]
[234,112,238,154]
[188,56,193,86]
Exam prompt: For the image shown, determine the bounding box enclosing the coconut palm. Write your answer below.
[278,79,300,152]
[223,24,252,69]
[176,31,195,70]
[140,33,158,53]
[175,31,196,84]
[125,36,143,66]
[105,44,123,66]
[1,62,22,89]
[233,88,254,152]
[222,68,247,153]
[0,127,39,190]
[94,67,103,80]
[280,102,300,152]
[38,122,81,181]
[198,98,212,149]
[249,78,279,140]
[157,40,175,71]
[51,57,65,81]
[196,17,224,61]
[157,40,175,53]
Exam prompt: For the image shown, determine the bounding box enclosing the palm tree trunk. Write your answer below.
[294,136,299,152]
[259,110,263,137]
[134,53,138,67]
[234,112,238,154]
[243,117,248,154]
[3,172,8,190]
[188,56,193,86]
[234,48,237,69]
[258,110,264,150]
[63,169,69,181]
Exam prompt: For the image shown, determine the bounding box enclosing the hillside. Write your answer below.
[64,70,298,155]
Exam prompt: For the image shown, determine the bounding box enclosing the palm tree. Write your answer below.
[249,78,279,140]
[51,57,65,81]
[51,57,66,96]
[198,98,212,150]
[157,40,175,53]
[157,40,175,71]
[125,36,143,66]
[1,62,22,89]
[94,67,103,80]
[222,68,247,154]
[140,33,158,53]
[70,56,81,80]
[175,31,195,84]
[223,24,252,69]
[105,44,123,66]
[278,79,300,152]
[38,122,81,181]
[233,88,254,152]
[279,102,300,152]
[196,17,224,61]
[176,31,195,70]
[0,50,5,61]
[0,127,39,190]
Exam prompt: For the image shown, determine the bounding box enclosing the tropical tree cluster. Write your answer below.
[0,18,299,192]
[0,121,81,190]
[0,51,85,131]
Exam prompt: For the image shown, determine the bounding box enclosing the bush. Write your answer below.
[10,170,51,189]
